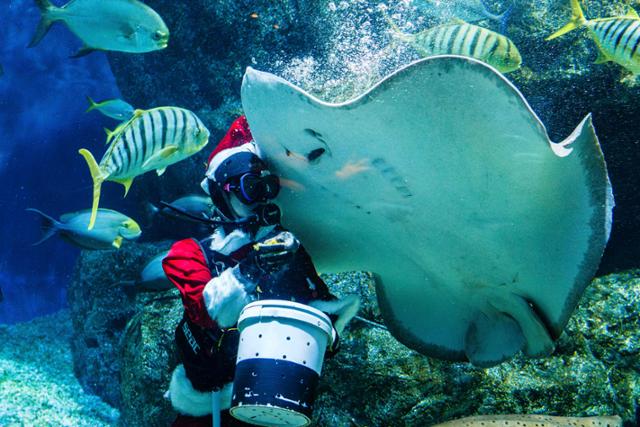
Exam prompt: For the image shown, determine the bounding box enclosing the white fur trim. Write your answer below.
[209,227,251,255]
[205,142,261,181]
[168,365,212,416]
[207,225,275,255]
[166,365,234,416]
[310,295,361,335]
[203,268,253,327]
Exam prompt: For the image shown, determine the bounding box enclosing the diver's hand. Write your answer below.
[238,231,300,281]
[253,231,300,271]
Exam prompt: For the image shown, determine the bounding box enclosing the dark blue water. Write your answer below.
[0,1,126,323]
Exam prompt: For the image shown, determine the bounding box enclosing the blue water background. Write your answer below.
[0,0,128,323]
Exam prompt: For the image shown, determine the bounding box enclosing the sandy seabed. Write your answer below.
[0,310,119,426]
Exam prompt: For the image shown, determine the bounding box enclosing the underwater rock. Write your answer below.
[119,291,182,427]
[67,241,172,408]
[315,270,640,427]
[107,268,639,426]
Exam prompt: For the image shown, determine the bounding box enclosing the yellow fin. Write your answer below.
[112,236,123,249]
[383,12,415,47]
[142,145,178,169]
[594,49,611,64]
[113,177,134,197]
[85,96,98,112]
[104,127,116,144]
[78,148,106,230]
[546,0,587,41]
[625,8,639,19]
[451,18,467,25]
[105,122,129,145]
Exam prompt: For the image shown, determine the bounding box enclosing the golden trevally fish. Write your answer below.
[390,21,522,73]
[547,0,640,75]
[26,208,141,250]
[28,0,169,56]
[79,107,210,230]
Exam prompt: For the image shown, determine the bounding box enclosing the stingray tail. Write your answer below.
[25,208,60,245]
[546,0,587,41]
[28,0,62,48]
[78,148,105,230]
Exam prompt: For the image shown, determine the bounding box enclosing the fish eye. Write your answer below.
[152,31,164,41]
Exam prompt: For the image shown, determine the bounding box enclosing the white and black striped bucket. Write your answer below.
[229,300,333,427]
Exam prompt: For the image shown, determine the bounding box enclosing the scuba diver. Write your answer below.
[162,116,359,427]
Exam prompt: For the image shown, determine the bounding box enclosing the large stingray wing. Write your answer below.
[241,56,613,367]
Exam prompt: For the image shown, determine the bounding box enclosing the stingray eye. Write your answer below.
[152,31,164,41]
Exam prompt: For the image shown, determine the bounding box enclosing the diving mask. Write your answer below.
[223,172,280,205]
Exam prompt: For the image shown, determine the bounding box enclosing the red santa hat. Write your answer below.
[201,115,262,193]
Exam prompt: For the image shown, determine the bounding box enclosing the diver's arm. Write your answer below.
[203,232,302,327]
[162,238,216,329]
[202,266,256,328]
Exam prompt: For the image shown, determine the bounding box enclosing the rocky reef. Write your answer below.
[67,241,639,426]
[67,241,173,408]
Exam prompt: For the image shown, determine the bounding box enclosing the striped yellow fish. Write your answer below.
[79,106,210,229]
[391,21,522,73]
[547,0,640,75]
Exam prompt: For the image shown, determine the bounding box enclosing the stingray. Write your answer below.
[240,56,614,367]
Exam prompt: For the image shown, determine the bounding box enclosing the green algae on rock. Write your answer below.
[78,261,637,426]
[119,292,182,426]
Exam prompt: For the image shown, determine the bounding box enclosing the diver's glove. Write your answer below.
[237,231,300,282]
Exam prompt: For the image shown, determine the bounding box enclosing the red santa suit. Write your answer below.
[161,116,359,426]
